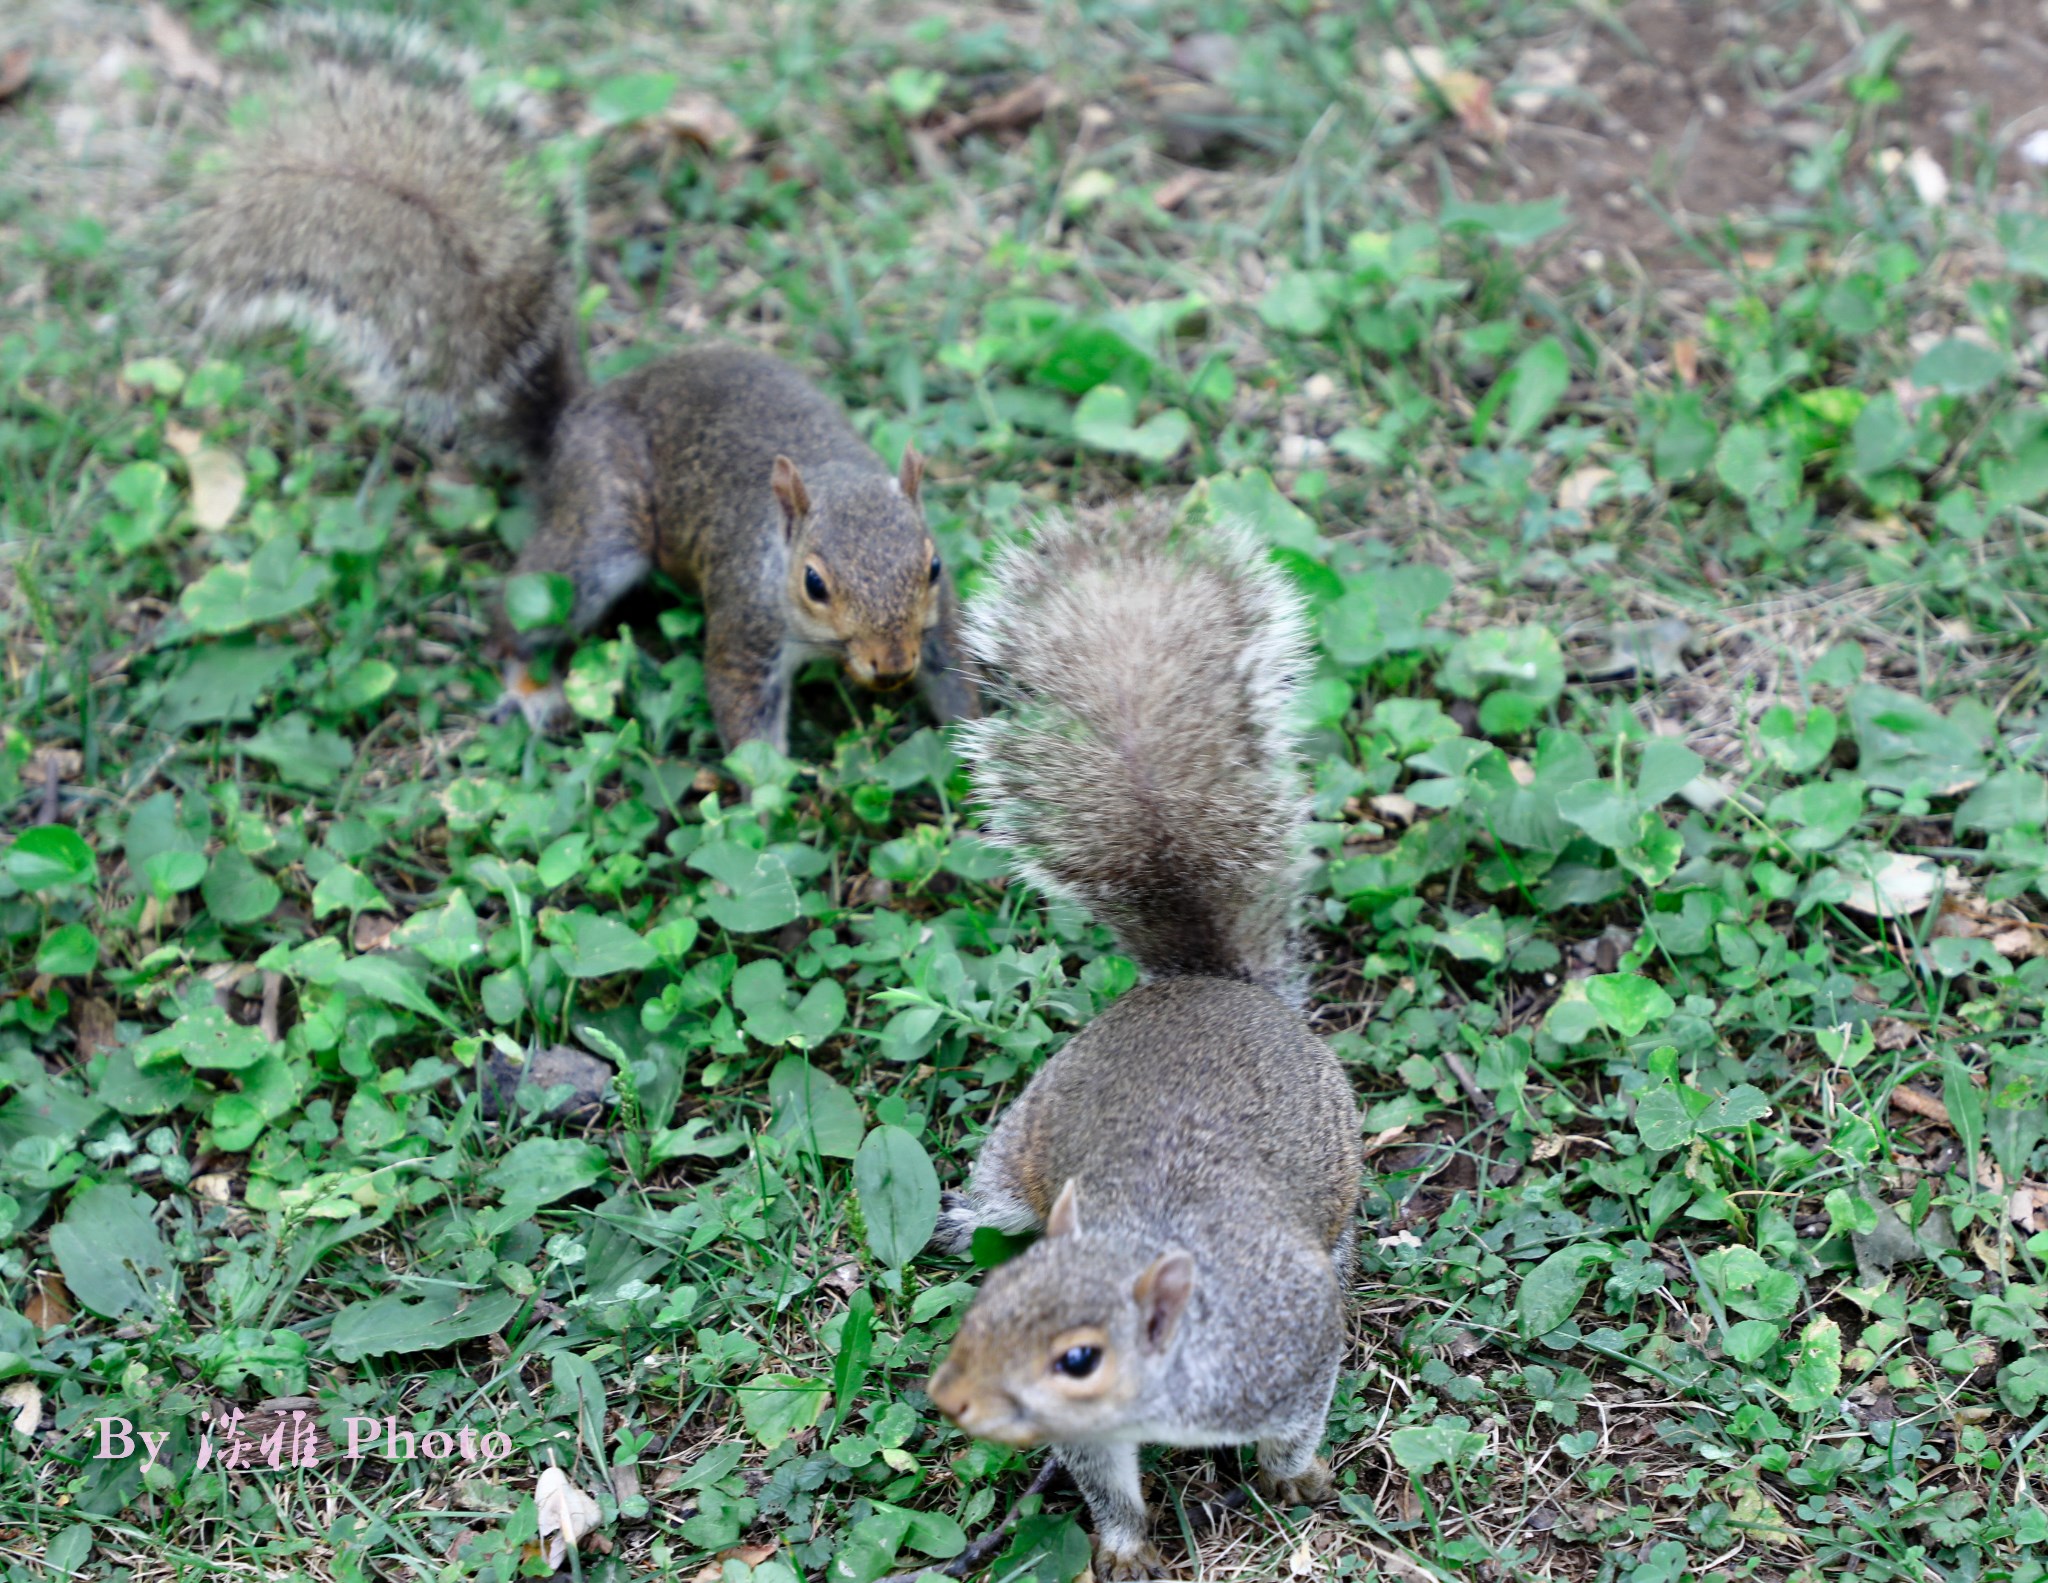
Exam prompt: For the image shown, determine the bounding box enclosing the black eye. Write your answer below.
[804,566,828,603]
[1054,1345,1102,1379]
[928,554,942,586]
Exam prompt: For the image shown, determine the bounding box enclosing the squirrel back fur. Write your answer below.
[168,60,577,453]
[957,504,1311,1002]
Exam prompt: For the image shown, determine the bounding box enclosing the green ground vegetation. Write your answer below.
[2,1,2046,1581]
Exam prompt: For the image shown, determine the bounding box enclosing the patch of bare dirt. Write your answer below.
[1444,0,2048,272]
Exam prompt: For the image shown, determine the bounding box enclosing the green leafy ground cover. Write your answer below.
[2,2,2046,1581]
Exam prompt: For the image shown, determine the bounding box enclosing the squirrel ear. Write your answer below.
[770,456,810,540]
[898,445,925,506]
[1133,1250,1195,1352]
[1045,1179,1082,1240]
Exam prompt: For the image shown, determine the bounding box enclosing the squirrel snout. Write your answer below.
[846,640,921,693]
[927,1367,971,1428]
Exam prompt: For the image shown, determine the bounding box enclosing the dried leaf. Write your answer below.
[186,447,246,530]
[535,1467,602,1569]
[1152,170,1207,212]
[145,3,222,90]
[693,1543,778,1582]
[1671,337,1700,387]
[0,49,35,106]
[1,1380,41,1437]
[1838,853,1941,918]
[1557,465,1613,518]
[1168,33,1238,82]
[1440,69,1508,142]
[660,93,754,157]
[1505,45,1584,114]
[25,1272,72,1330]
[2009,1182,2048,1234]
[165,422,203,457]
[1889,147,1949,207]
[74,996,118,1061]
[352,913,398,953]
[191,1173,237,1206]
[1370,793,1419,826]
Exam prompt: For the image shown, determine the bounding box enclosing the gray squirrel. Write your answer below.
[925,506,1362,1579]
[166,21,976,752]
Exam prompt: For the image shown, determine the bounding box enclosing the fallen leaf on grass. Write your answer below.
[145,2,222,90]
[1931,898,2048,959]
[352,914,398,953]
[0,48,34,105]
[74,996,118,1061]
[1671,337,1700,387]
[1152,169,1207,211]
[2010,1182,2048,1234]
[1838,853,1941,918]
[1,1380,41,1437]
[1556,465,1613,519]
[186,447,246,530]
[1504,45,1585,114]
[1378,48,1508,140]
[693,1543,778,1582]
[536,1467,602,1570]
[660,93,754,157]
[191,1173,236,1206]
[25,1273,72,1330]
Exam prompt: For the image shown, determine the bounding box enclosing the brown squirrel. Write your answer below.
[925,507,1362,1580]
[166,31,977,753]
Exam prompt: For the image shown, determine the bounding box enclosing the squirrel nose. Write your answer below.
[927,1366,967,1422]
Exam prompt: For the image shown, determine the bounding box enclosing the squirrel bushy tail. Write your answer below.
[958,505,1311,1001]
[167,36,577,454]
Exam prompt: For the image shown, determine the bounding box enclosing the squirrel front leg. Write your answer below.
[491,409,656,732]
[702,604,797,756]
[916,573,981,727]
[1057,1442,1165,1580]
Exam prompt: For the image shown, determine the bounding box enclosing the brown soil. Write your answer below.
[1456,0,2048,271]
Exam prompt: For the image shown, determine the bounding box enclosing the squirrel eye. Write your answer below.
[1054,1345,1102,1379]
[927,554,942,586]
[804,566,829,604]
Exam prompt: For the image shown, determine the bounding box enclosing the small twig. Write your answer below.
[38,755,61,826]
[876,1456,1062,1583]
[1888,1084,1951,1127]
[1439,1050,1496,1121]
[259,971,284,1045]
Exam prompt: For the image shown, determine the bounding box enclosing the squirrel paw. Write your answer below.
[1092,1539,1170,1580]
[1256,1457,1336,1508]
[927,1190,978,1257]
[494,663,570,735]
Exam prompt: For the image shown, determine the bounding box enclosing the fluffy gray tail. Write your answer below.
[166,26,576,455]
[958,505,1312,1002]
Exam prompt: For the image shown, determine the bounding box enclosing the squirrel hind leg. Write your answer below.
[1252,1349,1342,1507]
